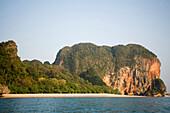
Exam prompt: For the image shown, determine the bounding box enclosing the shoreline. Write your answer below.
[1,94,146,98]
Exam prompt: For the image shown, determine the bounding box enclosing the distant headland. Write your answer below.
[0,40,166,97]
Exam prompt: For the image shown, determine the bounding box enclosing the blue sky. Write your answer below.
[0,0,170,92]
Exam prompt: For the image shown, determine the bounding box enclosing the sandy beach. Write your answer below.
[0,94,146,98]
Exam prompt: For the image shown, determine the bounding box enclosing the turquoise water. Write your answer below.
[0,97,170,113]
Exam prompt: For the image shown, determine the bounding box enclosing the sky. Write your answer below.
[0,0,170,93]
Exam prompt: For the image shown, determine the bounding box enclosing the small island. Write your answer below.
[0,40,166,98]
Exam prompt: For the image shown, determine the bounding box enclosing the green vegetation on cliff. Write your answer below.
[0,40,166,96]
[53,43,157,75]
[112,44,156,72]
[145,79,166,96]
[53,42,167,96]
[0,41,115,94]
[80,68,106,86]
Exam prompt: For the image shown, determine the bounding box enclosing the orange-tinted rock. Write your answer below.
[103,57,161,95]
[53,43,166,96]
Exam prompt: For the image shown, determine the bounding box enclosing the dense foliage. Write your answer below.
[112,44,157,72]
[54,43,115,77]
[54,43,157,75]
[0,41,117,94]
[80,68,106,86]
[0,41,159,95]
[143,79,166,96]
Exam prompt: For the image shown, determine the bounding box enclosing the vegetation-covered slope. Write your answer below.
[0,41,115,94]
[53,43,166,96]
[53,43,156,75]
[0,40,166,96]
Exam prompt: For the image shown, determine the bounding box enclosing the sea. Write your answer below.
[0,97,170,113]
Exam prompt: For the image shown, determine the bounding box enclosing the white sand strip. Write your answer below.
[1,94,146,98]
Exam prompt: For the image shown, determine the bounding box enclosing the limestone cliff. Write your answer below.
[54,43,166,96]
[103,57,161,95]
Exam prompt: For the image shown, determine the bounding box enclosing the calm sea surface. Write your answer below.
[0,97,170,113]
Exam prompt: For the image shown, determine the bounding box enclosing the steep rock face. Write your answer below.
[53,43,166,96]
[103,57,161,95]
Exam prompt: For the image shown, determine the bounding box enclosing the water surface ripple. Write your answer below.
[0,97,170,113]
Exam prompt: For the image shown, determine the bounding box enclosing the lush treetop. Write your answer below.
[53,43,157,75]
